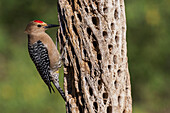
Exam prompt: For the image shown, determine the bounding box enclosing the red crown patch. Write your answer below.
[34,20,44,23]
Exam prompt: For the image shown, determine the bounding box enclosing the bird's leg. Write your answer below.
[55,40,68,69]
[51,70,66,101]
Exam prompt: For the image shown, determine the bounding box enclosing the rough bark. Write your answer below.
[57,0,132,113]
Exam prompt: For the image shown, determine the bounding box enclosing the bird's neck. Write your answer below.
[27,32,47,45]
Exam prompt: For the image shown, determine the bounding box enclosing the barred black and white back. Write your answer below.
[28,38,55,93]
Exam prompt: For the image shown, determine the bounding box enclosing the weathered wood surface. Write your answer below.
[57,0,132,112]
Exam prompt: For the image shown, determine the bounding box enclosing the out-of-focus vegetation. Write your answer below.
[0,0,169,113]
[126,0,170,113]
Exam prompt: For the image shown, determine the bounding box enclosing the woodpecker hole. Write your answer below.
[93,102,98,112]
[121,49,125,56]
[98,79,102,85]
[103,7,108,13]
[92,16,99,26]
[98,79,102,90]
[71,16,74,23]
[107,106,112,113]
[114,80,118,89]
[89,87,93,96]
[115,35,119,43]
[113,55,118,64]
[115,34,119,47]
[108,65,111,72]
[78,36,81,46]
[103,31,108,39]
[118,95,122,106]
[97,53,101,60]
[111,23,115,31]
[114,9,119,20]
[103,92,109,104]
[108,44,113,54]
[85,8,88,13]
[117,69,122,77]
[92,34,99,53]
[88,61,92,70]
[83,49,87,55]
[87,27,92,36]
[93,40,98,48]
[122,26,125,30]
[77,13,82,22]
[83,49,88,60]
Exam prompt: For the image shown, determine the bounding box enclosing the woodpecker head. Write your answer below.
[25,20,59,34]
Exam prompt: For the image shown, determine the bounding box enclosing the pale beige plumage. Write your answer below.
[24,20,66,100]
[25,20,60,71]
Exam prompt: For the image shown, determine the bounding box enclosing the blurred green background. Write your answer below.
[0,0,169,113]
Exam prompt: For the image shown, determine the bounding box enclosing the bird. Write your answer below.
[24,20,66,101]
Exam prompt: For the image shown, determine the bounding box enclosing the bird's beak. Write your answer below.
[44,24,59,28]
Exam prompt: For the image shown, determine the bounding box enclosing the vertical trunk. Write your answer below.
[57,0,132,112]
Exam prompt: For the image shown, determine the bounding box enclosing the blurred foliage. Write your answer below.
[0,0,169,113]
[126,0,170,113]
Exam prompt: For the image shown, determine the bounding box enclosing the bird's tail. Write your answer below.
[51,71,66,101]
[52,80,66,101]
[47,83,55,93]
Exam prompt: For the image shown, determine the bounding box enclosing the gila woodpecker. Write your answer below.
[25,20,66,101]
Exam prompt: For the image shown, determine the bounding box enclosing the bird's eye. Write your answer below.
[37,25,41,27]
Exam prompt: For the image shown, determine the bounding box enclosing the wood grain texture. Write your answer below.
[57,0,132,112]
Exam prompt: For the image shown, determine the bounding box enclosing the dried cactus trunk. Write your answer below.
[57,0,132,112]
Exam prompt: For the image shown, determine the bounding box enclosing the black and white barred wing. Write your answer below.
[28,40,54,93]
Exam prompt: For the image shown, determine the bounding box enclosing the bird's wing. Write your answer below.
[28,40,55,93]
